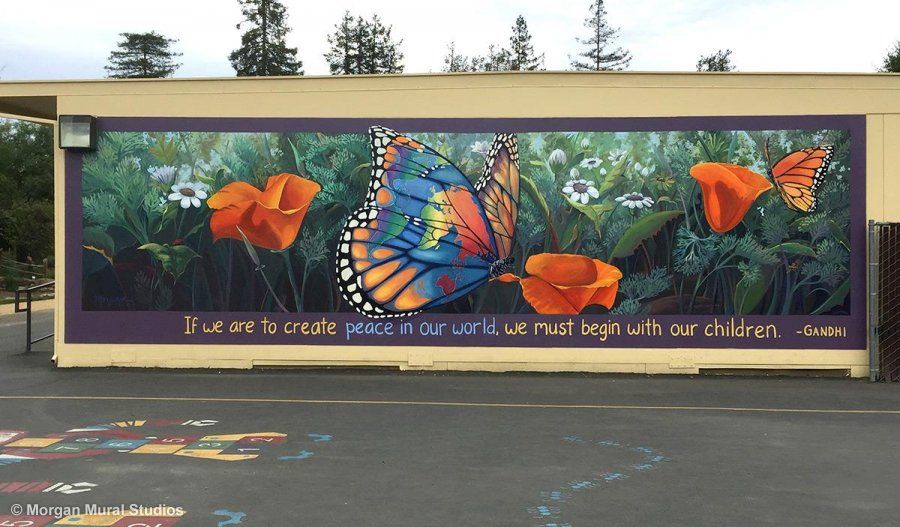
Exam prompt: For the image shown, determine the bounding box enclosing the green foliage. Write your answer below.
[0,120,53,262]
[105,32,181,78]
[880,41,900,73]
[570,0,631,71]
[508,15,544,71]
[324,11,403,74]
[139,243,199,280]
[80,126,854,316]
[609,210,683,260]
[697,49,736,72]
[230,0,303,76]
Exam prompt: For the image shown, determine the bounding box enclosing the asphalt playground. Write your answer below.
[0,307,899,526]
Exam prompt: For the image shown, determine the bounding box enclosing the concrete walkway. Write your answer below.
[0,310,898,526]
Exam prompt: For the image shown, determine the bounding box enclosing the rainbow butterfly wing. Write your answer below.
[770,146,833,213]
[475,134,520,259]
[336,127,500,317]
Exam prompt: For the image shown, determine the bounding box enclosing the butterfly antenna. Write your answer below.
[763,137,772,168]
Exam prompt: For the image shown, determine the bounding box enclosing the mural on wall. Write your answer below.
[71,117,864,348]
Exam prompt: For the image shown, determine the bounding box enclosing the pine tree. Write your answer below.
[508,15,544,71]
[697,49,736,72]
[442,42,474,72]
[570,0,631,71]
[325,11,360,75]
[105,32,182,79]
[881,41,900,73]
[229,0,303,77]
[472,45,513,72]
[369,15,404,74]
[325,13,404,74]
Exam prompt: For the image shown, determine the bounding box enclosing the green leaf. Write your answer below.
[829,220,850,252]
[559,217,580,252]
[568,199,615,237]
[734,268,773,315]
[148,133,178,165]
[767,242,816,258]
[597,156,629,195]
[811,278,850,315]
[609,210,683,261]
[82,227,116,261]
[287,137,305,175]
[138,243,199,280]
[528,160,545,167]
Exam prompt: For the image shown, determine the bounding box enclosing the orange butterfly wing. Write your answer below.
[770,146,833,213]
[475,133,519,259]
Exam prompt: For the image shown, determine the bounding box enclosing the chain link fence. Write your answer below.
[870,221,900,382]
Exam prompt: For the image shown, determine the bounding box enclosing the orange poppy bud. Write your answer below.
[689,163,773,234]
[497,253,622,315]
[208,173,321,251]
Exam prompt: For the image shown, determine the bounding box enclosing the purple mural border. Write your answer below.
[65,115,867,349]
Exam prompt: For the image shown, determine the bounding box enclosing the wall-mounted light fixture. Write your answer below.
[58,115,97,151]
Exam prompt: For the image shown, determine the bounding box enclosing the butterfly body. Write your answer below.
[336,127,519,318]
[766,144,834,213]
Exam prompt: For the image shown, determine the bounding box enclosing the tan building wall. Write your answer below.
[2,72,898,374]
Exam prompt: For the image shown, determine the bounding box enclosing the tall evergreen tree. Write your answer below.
[508,15,544,71]
[442,42,474,72]
[696,49,736,72]
[105,32,182,78]
[472,45,513,72]
[570,0,631,71]
[325,11,360,75]
[325,13,404,74]
[229,0,303,77]
[881,41,900,73]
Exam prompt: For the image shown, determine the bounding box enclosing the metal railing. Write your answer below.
[869,221,900,382]
[14,281,55,353]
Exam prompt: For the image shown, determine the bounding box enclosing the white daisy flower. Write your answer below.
[168,182,208,209]
[563,178,600,204]
[148,165,178,186]
[548,148,568,166]
[470,141,491,157]
[580,157,602,169]
[607,149,627,164]
[581,138,591,149]
[570,167,580,179]
[615,192,654,209]
[599,168,607,176]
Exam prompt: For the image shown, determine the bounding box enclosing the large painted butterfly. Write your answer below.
[335,126,520,318]
[765,139,834,213]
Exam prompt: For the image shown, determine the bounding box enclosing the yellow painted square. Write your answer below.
[200,432,285,441]
[129,444,185,455]
[52,514,123,525]
[7,437,62,448]
[174,449,224,459]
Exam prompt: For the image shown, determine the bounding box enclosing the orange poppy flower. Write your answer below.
[208,173,321,251]
[497,253,622,315]
[689,163,773,234]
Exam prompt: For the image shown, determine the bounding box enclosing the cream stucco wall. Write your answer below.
[4,72,895,374]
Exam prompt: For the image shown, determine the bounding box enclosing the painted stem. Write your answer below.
[282,250,302,312]
[257,265,288,313]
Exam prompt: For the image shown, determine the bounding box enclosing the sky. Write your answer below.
[0,0,898,80]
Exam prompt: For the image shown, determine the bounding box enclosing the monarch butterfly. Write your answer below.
[335,127,519,318]
[764,138,834,213]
